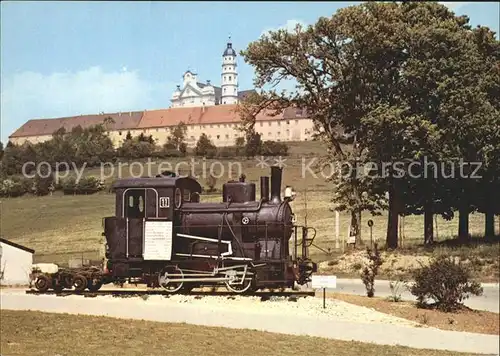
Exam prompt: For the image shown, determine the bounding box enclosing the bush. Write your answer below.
[206,173,217,193]
[77,176,101,194]
[61,176,102,195]
[153,147,184,158]
[32,165,54,196]
[260,140,289,156]
[118,140,156,159]
[360,243,383,297]
[32,173,54,196]
[61,177,77,195]
[410,256,483,312]
[217,146,240,158]
[0,176,32,197]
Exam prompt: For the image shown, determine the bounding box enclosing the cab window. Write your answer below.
[124,190,146,218]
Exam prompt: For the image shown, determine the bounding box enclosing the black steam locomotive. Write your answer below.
[33,166,317,294]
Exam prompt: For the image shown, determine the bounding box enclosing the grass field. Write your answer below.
[0,310,483,356]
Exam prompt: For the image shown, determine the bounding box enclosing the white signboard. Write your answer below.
[311,275,337,289]
[143,221,173,260]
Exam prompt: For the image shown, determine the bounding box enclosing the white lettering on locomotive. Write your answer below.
[159,197,170,208]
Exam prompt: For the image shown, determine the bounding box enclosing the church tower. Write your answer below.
[221,37,238,105]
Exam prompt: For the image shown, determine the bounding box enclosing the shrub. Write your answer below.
[153,147,184,158]
[387,276,408,302]
[206,173,217,193]
[32,165,54,196]
[360,242,383,297]
[0,176,32,197]
[217,146,239,158]
[260,140,289,156]
[410,255,483,312]
[76,176,101,194]
[61,176,101,195]
[61,177,77,195]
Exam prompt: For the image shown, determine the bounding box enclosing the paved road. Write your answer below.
[328,279,500,313]
[1,292,498,355]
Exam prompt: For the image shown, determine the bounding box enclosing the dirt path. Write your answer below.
[1,291,498,355]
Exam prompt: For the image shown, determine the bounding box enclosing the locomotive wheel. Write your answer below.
[73,275,88,292]
[88,279,103,292]
[224,270,254,294]
[35,275,51,292]
[158,266,184,293]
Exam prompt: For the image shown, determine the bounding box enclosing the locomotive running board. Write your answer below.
[176,233,252,261]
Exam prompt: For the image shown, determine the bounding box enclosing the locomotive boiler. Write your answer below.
[33,166,317,294]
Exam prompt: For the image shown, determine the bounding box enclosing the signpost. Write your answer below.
[311,275,337,308]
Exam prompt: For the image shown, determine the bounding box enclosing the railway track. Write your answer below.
[25,289,316,300]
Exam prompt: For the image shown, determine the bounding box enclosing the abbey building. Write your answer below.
[170,39,255,108]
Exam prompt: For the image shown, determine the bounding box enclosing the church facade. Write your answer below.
[171,39,255,108]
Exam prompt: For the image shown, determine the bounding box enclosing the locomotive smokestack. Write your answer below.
[260,176,269,202]
[270,166,282,203]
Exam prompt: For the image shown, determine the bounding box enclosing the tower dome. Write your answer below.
[223,41,237,57]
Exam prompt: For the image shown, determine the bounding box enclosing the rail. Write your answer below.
[25,289,316,299]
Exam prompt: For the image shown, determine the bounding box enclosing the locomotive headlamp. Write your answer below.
[284,186,296,201]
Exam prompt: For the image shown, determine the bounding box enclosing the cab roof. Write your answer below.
[112,175,202,192]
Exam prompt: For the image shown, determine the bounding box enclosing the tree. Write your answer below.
[0,141,4,161]
[468,25,500,239]
[194,133,216,157]
[245,131,262,158]
[235,136,245,148]
[166,122,188,154]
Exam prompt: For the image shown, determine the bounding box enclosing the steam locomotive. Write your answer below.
[33,166,317,294]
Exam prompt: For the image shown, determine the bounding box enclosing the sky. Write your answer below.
[1,1,499,143]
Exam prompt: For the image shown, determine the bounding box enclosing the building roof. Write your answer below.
[9,104,309,139]
[237,89,257,101]
[0,237,35,254]
[137,104,306,129]
[9,111,144,138]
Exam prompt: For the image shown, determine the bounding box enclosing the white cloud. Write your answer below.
[261,19,307,38]
[0,66,173,142]
[438,2,470,11]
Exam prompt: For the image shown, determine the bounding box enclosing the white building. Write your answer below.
[171,38,255,108]
[0,237,34,286]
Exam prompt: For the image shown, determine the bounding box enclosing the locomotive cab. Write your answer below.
[103,175,201,278]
